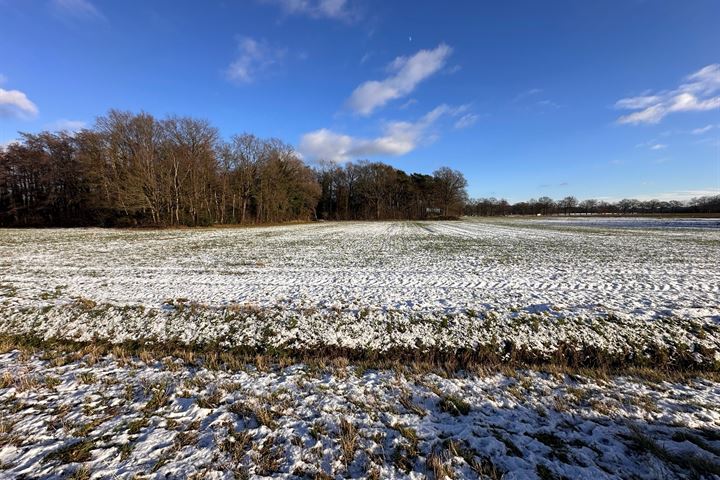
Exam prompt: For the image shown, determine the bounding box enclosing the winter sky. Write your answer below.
[1,0,719,201]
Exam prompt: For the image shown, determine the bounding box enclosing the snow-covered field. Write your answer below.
[1,218,720,478]
[0,218,718,365]
[1,347,719,479]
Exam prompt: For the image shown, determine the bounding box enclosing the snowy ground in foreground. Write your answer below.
[0,218,718,363]
[1,349,719,480]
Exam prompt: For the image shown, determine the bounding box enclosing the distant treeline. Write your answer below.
[2,110,716,227]
[0,110,468,227]
[465,195,720,216]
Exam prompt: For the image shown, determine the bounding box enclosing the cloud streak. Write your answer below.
[0,88,39,119]
[347,43,452,116]
[454,113,479,129]
[691,124,717,135]
[616,64,720,125]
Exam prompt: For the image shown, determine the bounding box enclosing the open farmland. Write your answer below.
[1,218,720,479]
[0,218,718,363]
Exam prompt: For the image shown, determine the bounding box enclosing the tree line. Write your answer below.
[0,110,468,227]
[3,109,715,227]
[465,195,720,216]
[315,163,467,220]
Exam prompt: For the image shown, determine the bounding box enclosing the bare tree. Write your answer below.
[432,167,468,216]
[559,196,578,215]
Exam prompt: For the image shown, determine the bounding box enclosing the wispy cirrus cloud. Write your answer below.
[300,104,468,162]
[347,43,452,116]
[226,36,287,84]
[616,64,720,125]
[259,0,357,21]
[0,87,38,119]
[454,113,479,129]
[50,0,104,20]
[691,124,718,135]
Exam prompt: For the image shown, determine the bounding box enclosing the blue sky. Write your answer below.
[1,0,719,202]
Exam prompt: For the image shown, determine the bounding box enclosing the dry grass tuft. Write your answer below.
[68,464,91,480]
[399,391,427,417]
[43,440,95,464]
[253,436,283,476]
[339,417,358,467]
[427,444,454,479]
[438,394,470,416]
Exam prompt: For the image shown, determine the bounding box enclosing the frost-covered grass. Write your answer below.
[0,218,718,368]
[1,345,719,479]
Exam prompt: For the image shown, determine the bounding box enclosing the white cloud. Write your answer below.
[454,113,479,129]
[616,64,720,125]
[300,130,352,161]
[691,124,716,135]
[260,0,356,21]
[685,64,720,94]
[618,104,666,124]
[347,43,452,116]
[300,103,468,162]
[51,0,103,19]
[47,119,86,132]
[0,88,39,119]
[649,143,667,150]
[226,37,286,84]
[667,92,720,112]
